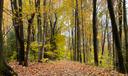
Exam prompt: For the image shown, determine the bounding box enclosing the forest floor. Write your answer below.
[9,60,126,76]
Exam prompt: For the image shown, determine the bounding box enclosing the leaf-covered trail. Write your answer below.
[10,60,125,76]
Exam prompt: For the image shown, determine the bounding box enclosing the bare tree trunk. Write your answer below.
[74,12,77,61]
[93,0,99,66]
[107,0,125,73]
[101,21,107,55]
[75,0,81,62]
[100,20,107,64]
[71,0,76,61]
[118,0,123,42]
[49,13,57,53]
[0,0,17,75]
[18,0,25,65]
[69,29,72,60]
[10,0,19,61]
[80,0,86,63]
[11,0,18,61]
[35,0,43,62]
[41,0,47,61]
[24,13,35,66]
[10,0,25,65]
[123,0,128,72]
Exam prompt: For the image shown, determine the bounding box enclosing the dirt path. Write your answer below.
[10,60,125,76]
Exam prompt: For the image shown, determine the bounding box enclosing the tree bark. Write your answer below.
[107,0,125,73]
[81,0,86,63]
[93,0,99,66]
[11,0,25,65]
[118,0,123,41]
[24,13,35,66]
[0,0,17,75]
[41,0,47,61]
[75,0,82,62]
[10,0,20,62]
[123,0,128,72]
[101,21,107,55]
[123,0,128,63]
[49,13,57,52]
[35,0,43,62]
[18,0,25,65]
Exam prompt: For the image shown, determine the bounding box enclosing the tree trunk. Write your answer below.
[24,13,35,66]
[35,0,43,62]
[41,0,47,61]
[93,0,99,66]
[123,0,128,72]
[75,0,81,62]
[118,0,123,41]
[101,21,107,55]
[18,0,25,65]
[74,11,77,61]
[107,0,125,73]
[10,0,25,65]
[0,0,17,75]
[80,0,86,63]
[50,13,57,52]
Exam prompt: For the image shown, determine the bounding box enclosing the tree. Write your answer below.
[10,0,25,65]
[75,0,82,62]
[107,0,125,73]
[41,0,47,62]
[0,0,16,75]
[93,0,99,66]
[18,0,25,65]
[80,0,86,63]
[101,20,107,56]
[35,0,43,62]
[123,0,128,70]
[10,0,20,61]
[49,13,58,52]
[118,0,123,41]
[24,13,35,66]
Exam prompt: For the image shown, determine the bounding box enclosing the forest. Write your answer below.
[0,0,128,76]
